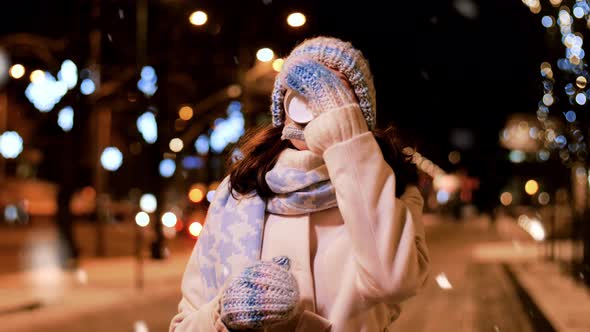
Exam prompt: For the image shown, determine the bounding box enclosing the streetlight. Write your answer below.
[287,12,306,27]
[189,11,208,26]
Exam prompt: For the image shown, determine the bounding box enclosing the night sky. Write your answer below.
[0,0,549,210]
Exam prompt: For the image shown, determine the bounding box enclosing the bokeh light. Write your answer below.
[195,134,210,155]
[139,194,157,213]
[25,72,67,112]
[576,76,587,88]
[161,212,177,228]
[189,10,208,26]
[30,70,45,83]
[565,110,577,122]
[542,93,554,106]
[565,83,575,95]
[538,149,550,161]
[4,205,18,222]
[436,190,450,204]
[182,156,204,169]
[100,147,123,171]
[500,192,513,206]
[159,159,176,178]
[272,58,284,72]
[58,60,78,89]
[575,92,587,105]
[135,212,150,227]
[555,135,567,148]
[256,48,274,62]
[137,66,157,97]
[80,78,95,95]
[509,150,526,163]
[538,192,550,205]
[525,179,539,195]
[448,151,461,164]
[189,222,203,237]
[179,106,194,120]
[0,131,23,159]
[169,138,184,152]
[210,102,245,153]
[188,187,204,203]
[137,112,158,144]
[518,215,546,241]
[287,12,306,27]
[573,6,585,19]
[226,84,242,98]
[57,106,74,132]
[541,15,554,28]
[9,64,25,79]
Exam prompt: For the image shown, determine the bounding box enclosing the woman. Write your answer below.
[170,36,430,332]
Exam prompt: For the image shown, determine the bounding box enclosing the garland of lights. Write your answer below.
[521,0,590,167]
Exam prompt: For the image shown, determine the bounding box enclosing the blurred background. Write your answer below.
[1,0,589,331]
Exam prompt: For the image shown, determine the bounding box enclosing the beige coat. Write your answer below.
[170,131,430,332]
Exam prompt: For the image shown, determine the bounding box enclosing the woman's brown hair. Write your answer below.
[372,125,418,197]
[227,123,417,199]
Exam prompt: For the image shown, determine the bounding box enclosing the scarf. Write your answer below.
[195,148,337,301]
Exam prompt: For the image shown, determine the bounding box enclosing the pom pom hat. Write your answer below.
[271,36,377,130]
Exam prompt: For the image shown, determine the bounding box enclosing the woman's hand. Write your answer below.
[283,58,368,154]
[283,57,357,117]
[220,256,299,330]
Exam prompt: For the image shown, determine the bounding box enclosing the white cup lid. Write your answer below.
[285,92,314,124]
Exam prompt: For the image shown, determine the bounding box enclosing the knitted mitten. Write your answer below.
[281,58,369,154]
[283,57,357,117]
[220,256,299,330]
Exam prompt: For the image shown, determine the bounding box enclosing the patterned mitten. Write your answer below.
[220,256,299,330]
[283,57,358,117]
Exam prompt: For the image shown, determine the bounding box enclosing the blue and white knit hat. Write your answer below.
[271,36,377,130]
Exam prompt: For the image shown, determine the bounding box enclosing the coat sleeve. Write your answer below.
[170,202,231,332]
[323,131,430,304]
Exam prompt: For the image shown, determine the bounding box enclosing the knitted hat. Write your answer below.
[271,36,377,130]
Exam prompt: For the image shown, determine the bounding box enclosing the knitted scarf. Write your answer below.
[196,149,337,301]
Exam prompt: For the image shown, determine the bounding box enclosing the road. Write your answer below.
[2,214,538,332]
[393,214,536,331]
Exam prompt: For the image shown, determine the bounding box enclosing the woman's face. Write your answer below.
[283,67,355,151]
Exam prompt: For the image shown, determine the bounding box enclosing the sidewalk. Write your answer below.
[507,261,590,332]
[0,249,192,332]
[488,215,590,332]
